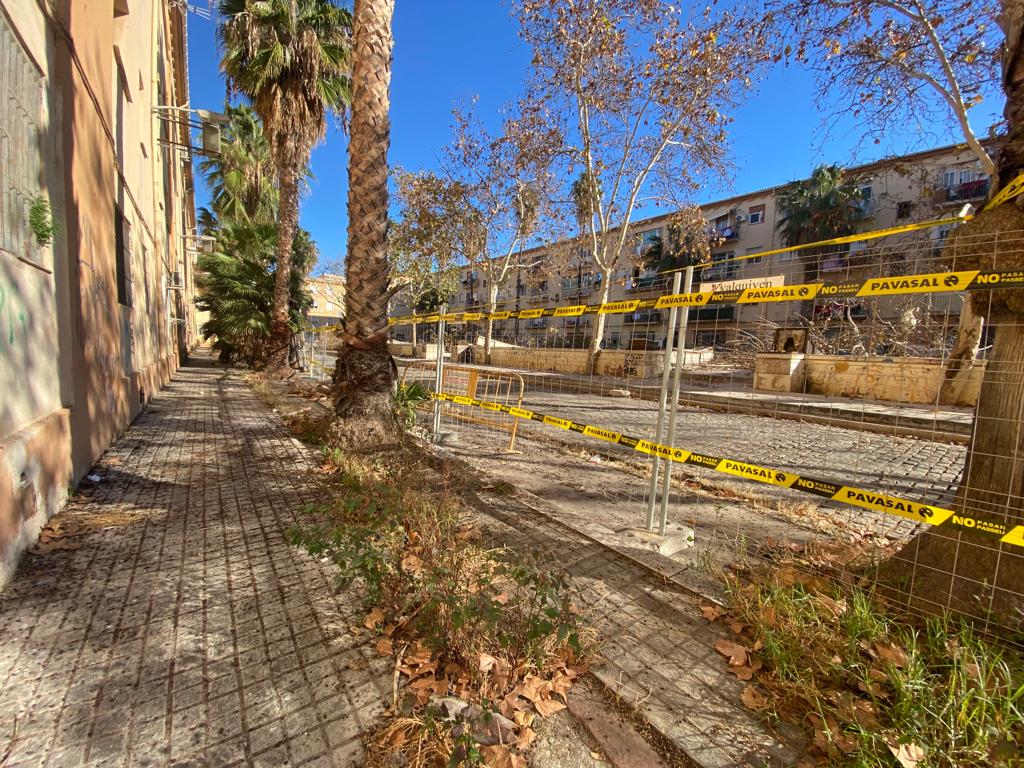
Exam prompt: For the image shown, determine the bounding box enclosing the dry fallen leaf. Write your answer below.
[481,744,526,768]
[364,607,385,630]
[714,638,748,667]
[889,742,926,768]
[375,637,393,656]
[813,594,847,617]
[700,604,725,621]
[852,699,878,728]
[728,619,747,635]
[857,679,888,699]
[517,726,537,750]
[727,658,762,681]
[740,684,770,712]
[873,641,909,668]
[533,696,567,717]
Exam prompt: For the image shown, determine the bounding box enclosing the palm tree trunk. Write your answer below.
[330,0,399,449]
[265,164,300,375]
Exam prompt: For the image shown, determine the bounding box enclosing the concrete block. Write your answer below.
[620,523,695,556]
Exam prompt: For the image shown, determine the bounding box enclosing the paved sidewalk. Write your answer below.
[0,355,389,767]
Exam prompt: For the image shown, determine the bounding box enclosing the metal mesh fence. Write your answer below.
[380,223,1024,642]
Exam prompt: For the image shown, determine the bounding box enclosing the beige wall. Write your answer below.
[754,353,985,407]
[0,0,197,586]
[306,274,346,324]
[478,346,714,379]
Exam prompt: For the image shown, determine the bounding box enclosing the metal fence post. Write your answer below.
[658,264,695,534]
[321,329,328,382]
[432,305,446,443]
[644,270,684,530]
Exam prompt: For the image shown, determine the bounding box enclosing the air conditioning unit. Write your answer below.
[734,214,746,223]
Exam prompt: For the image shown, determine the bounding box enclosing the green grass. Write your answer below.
[727,573,1024,766]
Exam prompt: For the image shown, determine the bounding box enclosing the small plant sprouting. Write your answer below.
[28,194,56,247]
[395,381,430,429]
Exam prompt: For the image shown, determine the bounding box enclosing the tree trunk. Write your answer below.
[330,0,400,450]
[939,298,984,405]
[264,165,300,376]
[800,247,821,323]
[411,320,417,349]
[877,4,1024,632]
[484,283,499,364]
[586,270,613,374]
[878,316,1024,632]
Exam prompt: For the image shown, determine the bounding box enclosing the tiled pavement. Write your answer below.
[0,355,390,767]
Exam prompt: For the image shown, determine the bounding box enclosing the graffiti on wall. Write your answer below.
[0,282,28,351]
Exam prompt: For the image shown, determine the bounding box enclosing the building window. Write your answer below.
[636,228,661,255]
[747,204,765,225]
[897,200,913,219]
[745,247,762,265]
[942,170,957,189]
[0,14,45,265]
[114,205,133,307]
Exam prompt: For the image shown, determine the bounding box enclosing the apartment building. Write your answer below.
[305,274,346,328]
[396,142,991,351]
[0,1,199,584]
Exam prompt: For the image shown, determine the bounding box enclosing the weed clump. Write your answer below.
[716,567,1024,767]
[289,450,589,767]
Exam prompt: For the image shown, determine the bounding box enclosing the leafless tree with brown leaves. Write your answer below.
[514,0,767,368]
[765,0,1004,400]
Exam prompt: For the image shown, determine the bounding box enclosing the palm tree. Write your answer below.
[217,0,351,375]
[197,221,315,366]
[198,104,278,227]
[776,164,863,320]
[330,0,397,446]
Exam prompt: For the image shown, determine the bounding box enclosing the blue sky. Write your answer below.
[185,2,1003,274]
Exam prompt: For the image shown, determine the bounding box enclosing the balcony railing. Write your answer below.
[688,305,735,322]
[853,198,876,219]
[709,223,740,241]
[934,178,990,203]
[627,275,671,292]
[624,310,663,324]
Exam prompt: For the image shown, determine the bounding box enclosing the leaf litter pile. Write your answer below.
[289,445,592,767]
[704,565,1024,767]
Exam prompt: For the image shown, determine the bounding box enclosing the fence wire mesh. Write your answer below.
[368,225,1024,641]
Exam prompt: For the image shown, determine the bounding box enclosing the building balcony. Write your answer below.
[627,275,670,292]
[933,178,990,204]
[688,305,735,322]
[853,198,876,219]
[624,310,663,324]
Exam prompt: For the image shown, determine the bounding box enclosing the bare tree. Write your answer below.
[514,0,766,368]
[766,0,1004,399]
[441,103,560,361]
[389,172,464,347]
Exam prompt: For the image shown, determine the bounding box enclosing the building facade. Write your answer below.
[305,274,346,328]
[0,0,198,584]
[395,142,991,352]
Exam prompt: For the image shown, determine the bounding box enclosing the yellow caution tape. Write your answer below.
[982,171,1024,211]
[386,266,1024,327]
[432,392,1022,548]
